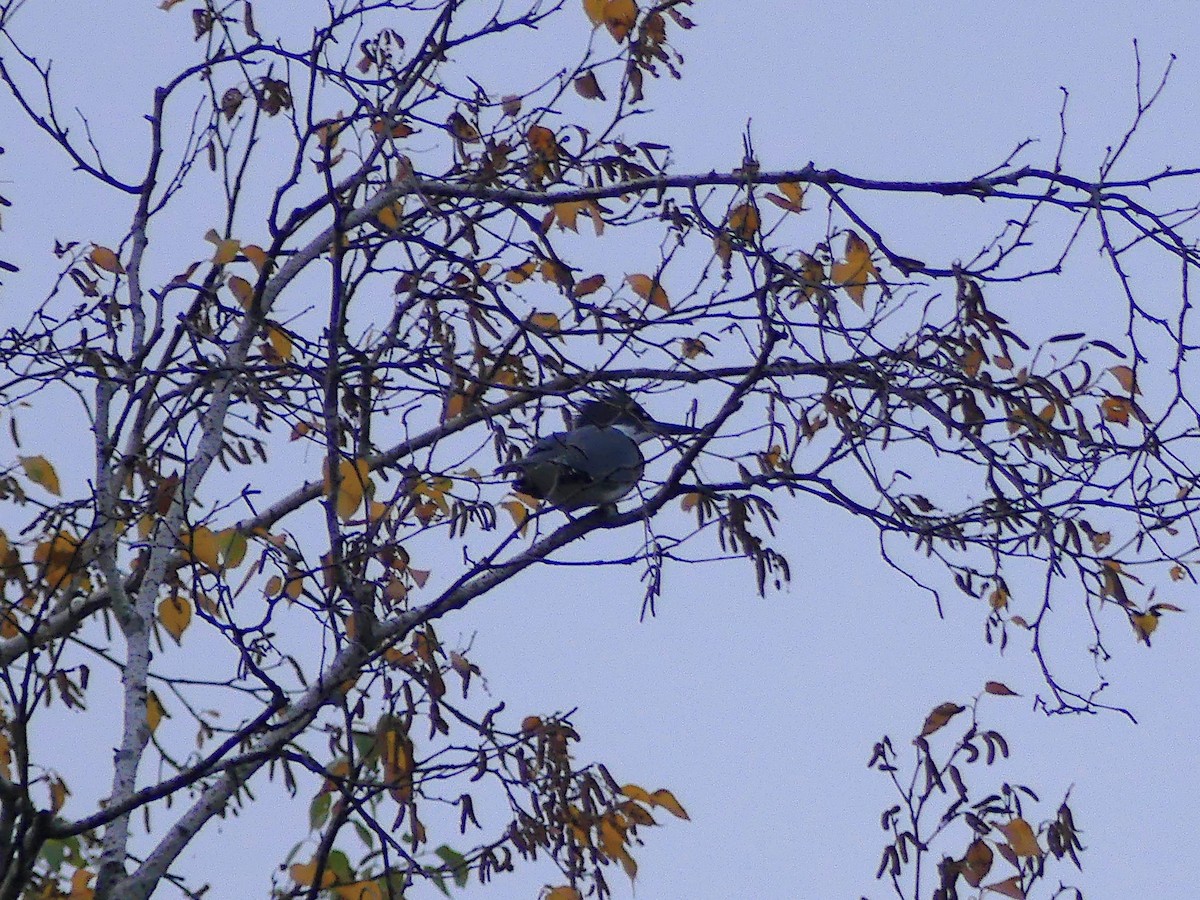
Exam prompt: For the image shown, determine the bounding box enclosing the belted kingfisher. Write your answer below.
[497,391,698,510]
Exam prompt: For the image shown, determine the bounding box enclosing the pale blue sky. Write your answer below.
[2,3,1199,899]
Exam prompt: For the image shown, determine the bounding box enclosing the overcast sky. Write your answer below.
[3,3,1200,899]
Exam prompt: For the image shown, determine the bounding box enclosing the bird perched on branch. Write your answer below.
[497,391,698,510]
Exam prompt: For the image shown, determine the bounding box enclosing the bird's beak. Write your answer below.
[647,419,700,437]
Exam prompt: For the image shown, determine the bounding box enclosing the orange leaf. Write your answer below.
[764,181,804,212]
[89,245,125,274]
[582,0,605,26]
[1101,396,1131,425]
[919,701,964,737]
[984,681,1019,696]
[649,788,689,819]
[984,876,1025,899]
[241,244,269,274]
[530,312,561,332]
[505,260,536,283]
[603,0,638,42]
[573,273,606,297]
[527,125,559,159]
[448,112,480,143]
[998,817,1041,857]
[574,71,606,101]
[960,838,993,888]
[228,275,254,309]
[620,783,654,805]
[545,888,583,900]
[727,202,760,240]
[627,273,669,310]
[1109,364,1139,395]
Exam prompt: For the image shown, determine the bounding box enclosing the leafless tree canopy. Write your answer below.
[1,2,1197,898]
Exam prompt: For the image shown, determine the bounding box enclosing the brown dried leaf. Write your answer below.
[919,702,965,737]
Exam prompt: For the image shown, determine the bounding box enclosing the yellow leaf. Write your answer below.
[157,595,193,644]
[796,251,825,302]
[290,859,336,888]
[627,273,669,311]
[146,690,166,733]
[89,245,125,274]
[211,238,241,266]
[183,526,221,570]
[545,888,583,900]
[335,881,383,900]
[501,500,530,535]
[505,260,536,283]
[377,201,405,231]
[267,326,293,362]
[919,701,964,737]
[765,181,805,212]
[582,0,606,26]
[35,530,82,589]
[50,776,69,813]
[998,817,1041,857]
[649,788,689,819]
[19,455,61,495]
[1131,611,1159,644]
[603,0,638,42]
[286,569,305,599]
[830,230,879,307]
[727,202,760,240]
[228,275,254,309]
[325,458,371,521]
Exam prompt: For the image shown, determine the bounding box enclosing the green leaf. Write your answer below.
[309,792,331,830]
[435,844,470,887]
[327,849,353,883]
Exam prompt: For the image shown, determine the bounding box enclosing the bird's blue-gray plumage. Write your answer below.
[497,392,696,510]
